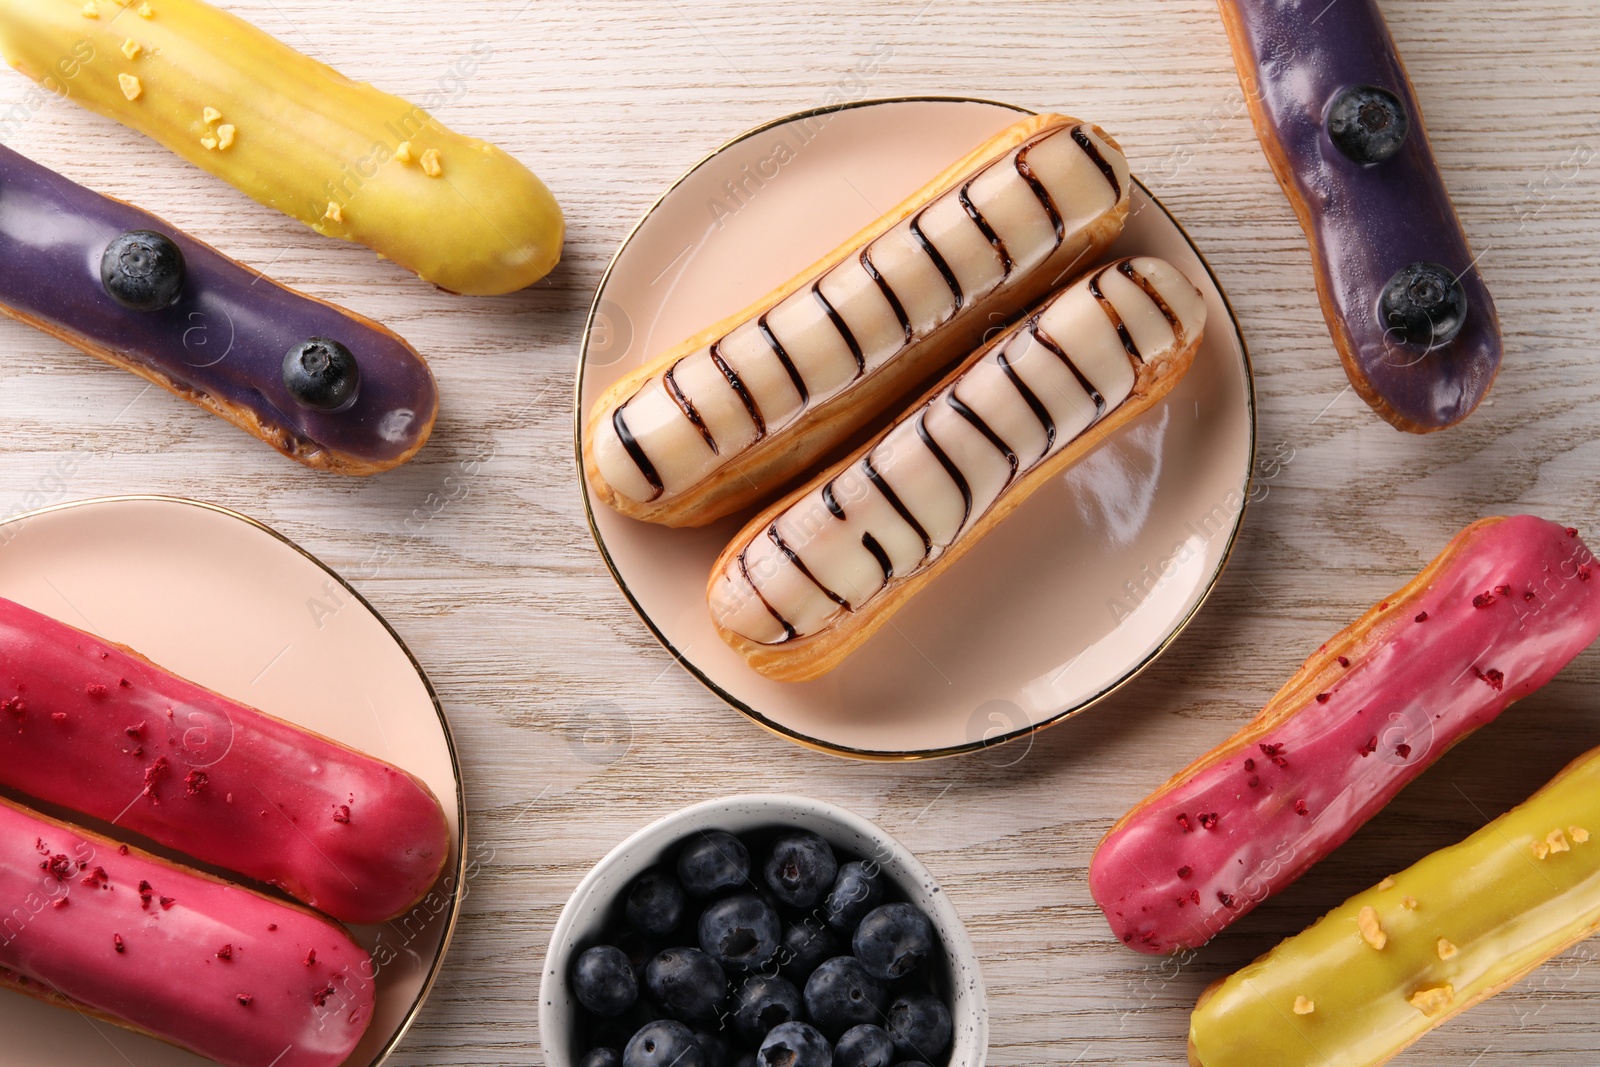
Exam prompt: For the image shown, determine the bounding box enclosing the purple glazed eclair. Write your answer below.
[0,144,436,473]
[1220,0,1502,433]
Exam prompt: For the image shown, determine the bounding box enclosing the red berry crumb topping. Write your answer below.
[1294,799,1309,816]
[1198,812,1220,831]
[216,944,233,962]
[1396,743,1413,759]
[1177,866,1192,879]
[1476,667,1505,691]
[237,994,253,1006]
[1414,611,1428,623]
[1472,592,1496,609]
[112,934,124,954]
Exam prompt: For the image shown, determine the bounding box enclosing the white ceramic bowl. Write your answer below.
[539,794,987,1066]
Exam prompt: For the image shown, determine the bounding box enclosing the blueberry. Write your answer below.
[643,946,727,1024]
[626,868,688,936]
[590,999,663,1052]
[824,861,884,931]
[757,1022,832,1067]
[624,1020,705,1067]
[699,893,781,973]
[886,991,951,1062]
[835,1024,896,1067]
[679,831,751,897]
[572,946,639,1017]
[694,1029,735,1067]
[764,831,837,908]
[853,904,935,981]
[779,919,842,983]
[803,956,888,1038]
[281,338,361,412]
[101,230,186,312]
[1326,84,1408,165]
[730,974,804,1042]
[1380,261,1468,347]
[580,1050,622,1067]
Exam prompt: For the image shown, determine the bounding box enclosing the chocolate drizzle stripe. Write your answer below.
[738,549,796,642]
[1089,267,1142,363]
[860,248,913,344]
[948,393,1019,481]
[769,524,849,608]
[861,532,894,582]
[958,181,1014,277]
[663,361,718,455]
[915,413,972,532]
[757,313,809,404]
[1029,319,1107,419]
[909,208,964,311]
[862,455,932,557]
[1117,260,1181,330]
[822,483,845,520]
[1014,135,1066,247]
[709,340,767,436]
[611,405,664,499]
[1071,124,1123,202]
[997,346,1056,452]
[812,281,866,374]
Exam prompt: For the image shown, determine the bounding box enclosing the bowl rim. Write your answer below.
[537,792,988,1066]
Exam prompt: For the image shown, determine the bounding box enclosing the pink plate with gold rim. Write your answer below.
[0,496,463,1066]
[577,97,1255,760]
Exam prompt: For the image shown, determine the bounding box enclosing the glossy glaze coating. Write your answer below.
[587,115,1129,524]
[711,257,1201,648]
[1091,516,1600,954]
[1219,0,1501,431]
[0,0,563,295]
[0,597,449,924]
[1190,745,1600,1067]
[0,798,373,1067]
[0,143,436,473]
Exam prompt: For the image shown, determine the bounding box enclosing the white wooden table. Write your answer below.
[2,1,1599,1063]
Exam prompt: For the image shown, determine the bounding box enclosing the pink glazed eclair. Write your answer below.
[0,596,448,925]
[1090,516,1600,954]
[1,797,373,1067]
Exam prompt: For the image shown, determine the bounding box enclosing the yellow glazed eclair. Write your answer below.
[1190,743,1600,1067]
[709,256,1204,682]
[585,113,1131,526]
[0,0,564,295]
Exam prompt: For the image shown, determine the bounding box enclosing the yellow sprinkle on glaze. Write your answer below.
[121,39,142,60]
[1436,938,1457,960]
[1574,826,1591,844]
[1549,829,1571,854]
[138,1,153,14]
[1292,996,1315,1016]
[323,201,343,223]
[1408,985,1454,1016]
[1402,896,1418,910]
[203,106,222,124]
[216,124,235,150]
[118,74,142,101]
[420,148,443,177]
[1533,840,1551,860]
[200,135,217,150]
[1357,906,1386,950]
[1377,876,1395,890]
[393,141,413,164]
[82,2,99,17]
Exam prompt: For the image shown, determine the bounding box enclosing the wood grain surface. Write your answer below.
[2,1,1599,1063]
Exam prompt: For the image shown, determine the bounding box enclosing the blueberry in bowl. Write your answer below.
[540,795,986,1066]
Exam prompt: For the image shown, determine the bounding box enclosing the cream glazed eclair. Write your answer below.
[585,113,1131,526]
[1189,744,1600,1067]
[708,256,1205,682]
[1090,516,1600,955]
